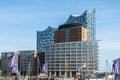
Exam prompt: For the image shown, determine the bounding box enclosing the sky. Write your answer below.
[0,0,120,72]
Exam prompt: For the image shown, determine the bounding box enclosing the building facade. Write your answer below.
[19,50,35,76]
[37,26,57,52]
[1,52,14,75]
[46,41,98,77]
[65,9,95,40]
[55,23,88,43]
[1,50,37,76]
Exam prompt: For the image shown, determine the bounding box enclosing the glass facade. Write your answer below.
[19,50,35,76]
[1,50,35,76]
[37,26,57,51]
[65,9,96,40]
[1,52,14,75]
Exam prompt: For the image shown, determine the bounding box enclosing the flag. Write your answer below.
[112,58,120,74]
[42,63,48,73]
[77,65,81,72]
[9,55,14,68]
[82,62,86,69]
[112,59,117,74]
[9,53,18,74]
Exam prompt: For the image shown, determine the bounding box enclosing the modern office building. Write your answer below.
[1,52,14,75]
[65,9,96,40]
[37,26,57,52]
[1,50,46,76]
[46,41,98,77]
[55,23,88,43]
[19,50,35,76]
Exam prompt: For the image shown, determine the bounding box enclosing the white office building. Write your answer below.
[46,41,99,77]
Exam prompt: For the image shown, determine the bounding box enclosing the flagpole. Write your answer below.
[105,60,108,80]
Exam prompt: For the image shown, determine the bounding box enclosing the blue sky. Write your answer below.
[0,0,120,72]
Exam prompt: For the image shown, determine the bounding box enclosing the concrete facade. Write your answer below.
[46,41,98,77]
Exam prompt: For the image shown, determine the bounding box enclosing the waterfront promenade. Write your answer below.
[0,76,111,80]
